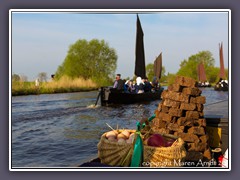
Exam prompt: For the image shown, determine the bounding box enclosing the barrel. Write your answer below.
[205,115,229,153]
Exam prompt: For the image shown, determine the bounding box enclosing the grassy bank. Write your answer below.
[12,76,99,96]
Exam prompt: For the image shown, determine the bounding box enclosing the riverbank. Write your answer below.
[12,76,99,96]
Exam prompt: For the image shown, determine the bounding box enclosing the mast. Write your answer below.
[219,42,226,79]
[134,14,146,78]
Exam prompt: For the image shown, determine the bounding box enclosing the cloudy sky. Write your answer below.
[11,10,230,81]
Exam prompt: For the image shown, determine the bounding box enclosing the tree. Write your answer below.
[146,63,166,83]
[146,63,154,81]
[159,66,166,83]
[177,51,215,82]
[20,74,28,82]
[166,72,177,86]
[55,39,117,85]
[12,74,20,82]
[38,72,48,82]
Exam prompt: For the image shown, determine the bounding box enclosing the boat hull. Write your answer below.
[214,85,228,91]
[100,87,163,106]
[197,84,212,88]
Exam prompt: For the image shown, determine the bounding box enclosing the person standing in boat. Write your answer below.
[113,74,124,91]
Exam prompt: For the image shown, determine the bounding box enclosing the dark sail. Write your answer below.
[154,52,162,79]
[197,62,207,82]
[219,42,226,79]
[134,14,146,78]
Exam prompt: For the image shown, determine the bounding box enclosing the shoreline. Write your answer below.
[12,87,99,96]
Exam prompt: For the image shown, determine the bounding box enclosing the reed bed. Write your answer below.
[12,76,98,96]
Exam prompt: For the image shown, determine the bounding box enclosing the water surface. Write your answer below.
[11,87,229,167]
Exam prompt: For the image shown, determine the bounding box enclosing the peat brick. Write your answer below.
[190,96,206,104]
[180,102,196,111]
[163,98,180,108]
[188,126,205,135]
[199,135,209,143]
[182,87,202,96]
[203,149,212,160]
[158,112,172,122]
[196,104,204,111]
[186,111,200,119]
[187,142,208,152]
[194,119,206,127]
[175,76,198,88]
[162,91,189,103]
[167,123,184,132]
[168,84,183,92]
[174,132,199,143]
[177,117,187,126]
[169,107,183,117]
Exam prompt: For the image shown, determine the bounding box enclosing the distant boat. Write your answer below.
[197,62,211,87]
[99,15,163,106]
[214,42,228,91]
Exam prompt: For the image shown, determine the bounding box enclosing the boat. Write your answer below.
[100,86,163,106]
[197,62,211,87]
[98,15,163,106]
[214,42,228,91]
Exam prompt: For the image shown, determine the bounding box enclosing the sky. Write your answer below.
[11,10,230,81]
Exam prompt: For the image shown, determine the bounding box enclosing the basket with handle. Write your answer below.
[97,129,137,167]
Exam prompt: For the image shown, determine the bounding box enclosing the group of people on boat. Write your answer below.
[197,81,211,87]
[214,78,228,91]
[112,74,161,94]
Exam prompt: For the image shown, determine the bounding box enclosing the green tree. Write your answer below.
[159,66,166,83]
[146,63,154,81]
[166,72,177,86]
[55,39,117,86]
[12,74,20,82]
[146,63,166,83]
[177,51,215,82]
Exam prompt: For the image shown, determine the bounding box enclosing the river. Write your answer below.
[11,87,229,167]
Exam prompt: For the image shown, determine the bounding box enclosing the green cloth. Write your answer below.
[130,114,156,167]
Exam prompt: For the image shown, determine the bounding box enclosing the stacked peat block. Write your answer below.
[152,76,211,162]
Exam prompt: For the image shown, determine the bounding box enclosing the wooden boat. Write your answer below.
[98,15,163,106]
[214,42,228,91]
[100,86,163,106]
[197,62,211,88]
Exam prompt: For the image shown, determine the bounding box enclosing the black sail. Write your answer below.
[134,14,146,78]
[154,52,162,79]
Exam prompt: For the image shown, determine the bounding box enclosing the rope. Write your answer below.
[205,99,228,106]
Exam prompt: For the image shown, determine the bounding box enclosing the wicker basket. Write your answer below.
[143,137,187,167]
[97,129,136,167]
[98,128,186,167]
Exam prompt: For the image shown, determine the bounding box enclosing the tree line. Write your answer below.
[12,38,228,87]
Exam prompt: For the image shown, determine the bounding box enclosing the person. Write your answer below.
[124,80,130,93]
[152,76,159,90]
[143,77,152,92]
[113,74,124,90]
[135,77,144,94]
[124,80,135,93]
[35,78,40,87]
